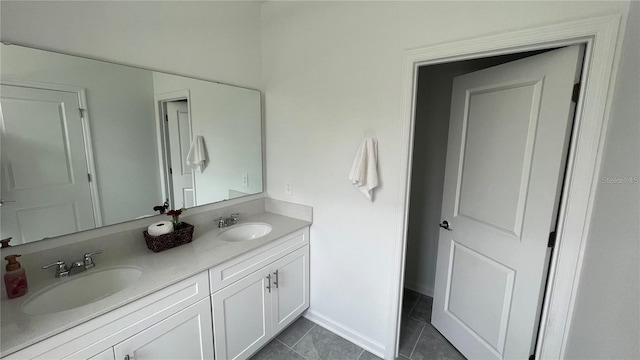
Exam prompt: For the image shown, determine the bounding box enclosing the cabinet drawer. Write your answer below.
[209,228,308,293]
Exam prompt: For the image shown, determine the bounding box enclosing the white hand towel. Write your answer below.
[186,135,208,173]
[348,138,379,201]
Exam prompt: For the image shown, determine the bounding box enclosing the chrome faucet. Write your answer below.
[41,250,103,278]
[83,251,102,269]
[218,213,239,228]
[41,260,70,278]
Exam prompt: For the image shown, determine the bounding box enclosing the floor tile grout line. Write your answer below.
[276,338,293,349]
[407,293,421,318]
[409,324,425,360]
[291,347,310,360]
[275,338,310,360]
[408,314,428,325]
[290,323,317,349]
[356,348,365,360]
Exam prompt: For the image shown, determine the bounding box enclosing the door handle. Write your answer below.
[273,270,279,289]
[439,220,452,231]
[0,199,16,207]
[266,274,272,293]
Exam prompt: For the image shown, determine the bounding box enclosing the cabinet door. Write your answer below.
[212,267,272,360]
[271,245,310,334]
[113,298,214,360]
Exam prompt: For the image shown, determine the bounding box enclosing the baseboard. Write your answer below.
[302,309,386,358]
[403,280,434,297]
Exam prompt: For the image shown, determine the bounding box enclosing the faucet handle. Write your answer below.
[84,250,103,257]
[42,260,69,278]
[83,250,103,269]
[41,260,66,269]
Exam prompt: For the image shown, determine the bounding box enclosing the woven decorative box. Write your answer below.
[143,222,194,253]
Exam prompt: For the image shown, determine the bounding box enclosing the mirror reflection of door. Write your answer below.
[163,100,195,209]
[0,83,97,244]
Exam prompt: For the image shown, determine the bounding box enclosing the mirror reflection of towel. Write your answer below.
[186,135,208,173]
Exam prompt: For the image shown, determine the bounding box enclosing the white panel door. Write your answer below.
[113,298,214,360]
[0,84,96,244]
[432,46,583,359]
[166,101,194,208]
[271,246,310,334]
[211,266,272,360]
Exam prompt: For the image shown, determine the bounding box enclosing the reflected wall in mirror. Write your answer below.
[0,44,263,245]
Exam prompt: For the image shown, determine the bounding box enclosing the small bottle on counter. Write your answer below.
[4,254,28,299]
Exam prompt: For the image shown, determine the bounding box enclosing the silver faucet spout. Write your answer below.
[68,260,85,275]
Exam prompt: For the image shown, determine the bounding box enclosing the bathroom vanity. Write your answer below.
[0,209,310,360]
[0,41,311,360]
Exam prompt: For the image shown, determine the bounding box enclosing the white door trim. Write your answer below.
[153,90,194,207]
[388,13,627,360]
[0,78,103,227]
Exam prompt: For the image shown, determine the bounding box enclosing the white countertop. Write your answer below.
[0,211,310,357]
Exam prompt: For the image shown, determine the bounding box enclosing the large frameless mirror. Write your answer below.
[0,44,263,245]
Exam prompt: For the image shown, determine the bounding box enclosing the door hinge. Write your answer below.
[572,83,581,103]
[79,108,87,118]
[169,167,173,175]
[87,173,92,182]
[165,114,168,122]
[548,231,557,248]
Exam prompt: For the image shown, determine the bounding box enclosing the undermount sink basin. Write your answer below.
[22,266,142,315]
[218,222,272,242]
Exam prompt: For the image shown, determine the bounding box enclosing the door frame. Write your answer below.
[153,90,194,208]
[0,78,103,227]
[388,14,627,360]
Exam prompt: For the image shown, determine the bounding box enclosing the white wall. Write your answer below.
[0,1,262,89]
[404,66,452,297]
[261,1,630,355]
[152,72,263,205]
[1,45,160,226]
[564,2,640,359]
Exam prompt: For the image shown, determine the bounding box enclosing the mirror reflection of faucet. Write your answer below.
[41,250,103,278]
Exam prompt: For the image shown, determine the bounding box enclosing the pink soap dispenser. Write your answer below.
[4,254,28,299]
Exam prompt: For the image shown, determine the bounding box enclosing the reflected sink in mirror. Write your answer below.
[218,223,272,242]
[22,267,142,315]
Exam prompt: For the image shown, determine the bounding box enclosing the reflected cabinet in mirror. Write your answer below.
[0,44,263,245]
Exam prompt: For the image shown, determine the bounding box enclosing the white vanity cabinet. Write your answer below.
[212,265,273,359]
[210,228,310,360]
[5,272,212,360]
[113,298,214,360]
[271,246,309,334]
[2,223,311,360]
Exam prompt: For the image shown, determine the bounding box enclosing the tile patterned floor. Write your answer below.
[250,289,465,360]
